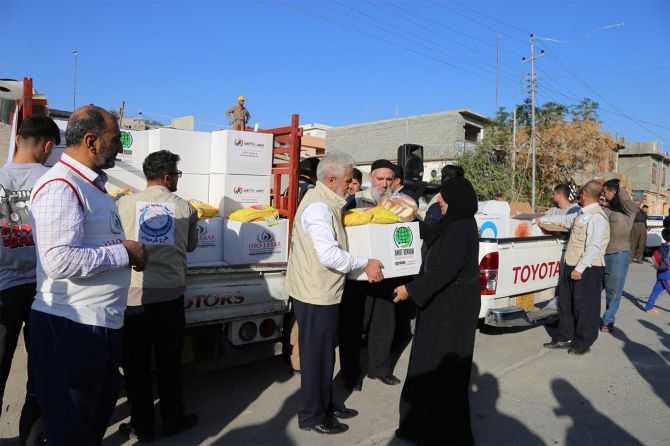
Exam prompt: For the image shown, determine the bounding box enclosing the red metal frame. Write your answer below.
[8,77,33,134]
[259,114,302,248]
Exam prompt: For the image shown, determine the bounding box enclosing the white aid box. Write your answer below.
[116,129,149,169]
[148,128,211,174]
[475,214,509,238]
[345,222,422,281]
[210,130,273,175]
[209,174,272,217]
[507,216,546,238]
[105,168,147,194]
[186,217,225,265]
[223,218,289,265]
[173,173,210,204]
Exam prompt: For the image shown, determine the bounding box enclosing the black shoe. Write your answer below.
[332,408,358,419]
[543,340,572,349]
[369,374,401,385]
[162,414,198,437]
[299,419,349,434]
[290,368,301,376]
[568,345,590,355]
[119,422,155,443]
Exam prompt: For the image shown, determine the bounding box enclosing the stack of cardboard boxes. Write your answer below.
[102,128,288,266]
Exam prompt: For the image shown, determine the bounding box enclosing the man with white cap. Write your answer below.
[226,95,251,130]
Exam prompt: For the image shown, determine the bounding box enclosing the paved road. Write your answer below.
[1,260,668,445]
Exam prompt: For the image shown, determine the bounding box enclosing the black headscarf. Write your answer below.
[423,176,478,248]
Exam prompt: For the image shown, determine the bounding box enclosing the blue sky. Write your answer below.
[2,0,669,148]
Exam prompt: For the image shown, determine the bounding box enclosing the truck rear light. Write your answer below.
[259,318,277,338]
[480,252,499,295]
[238,321,258,342]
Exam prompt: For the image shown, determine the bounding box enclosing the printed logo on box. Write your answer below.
[233,186,266,195]
[196,222,217,247]
[248,229,283,256]
[393,226,417,268]
[120,131,133,156]
[232,137,266,159]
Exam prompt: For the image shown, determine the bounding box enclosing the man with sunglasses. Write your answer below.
[116,150,199,442]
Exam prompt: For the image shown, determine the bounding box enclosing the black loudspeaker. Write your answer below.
[397,144,424,183]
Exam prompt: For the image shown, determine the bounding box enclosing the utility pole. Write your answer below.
[522,34,543,212]
[72,49,78,110]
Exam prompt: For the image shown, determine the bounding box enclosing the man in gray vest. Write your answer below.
[287,151,383,435]
[537,181,610,355]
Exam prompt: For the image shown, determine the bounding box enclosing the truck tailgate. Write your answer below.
[184,264,288,326]
[494,236,564,297]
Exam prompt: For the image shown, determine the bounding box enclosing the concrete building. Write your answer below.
[617,141,669,215]
[325,110,488,180]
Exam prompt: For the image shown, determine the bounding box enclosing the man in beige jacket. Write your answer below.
[287,151,383,435]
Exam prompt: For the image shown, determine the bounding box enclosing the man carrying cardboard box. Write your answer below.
[287,151,383,435]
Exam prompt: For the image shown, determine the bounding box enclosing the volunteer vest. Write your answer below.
[564,205,609,267]
[117,185,195,305]
[286,181,348,305]
[31,161,130,328]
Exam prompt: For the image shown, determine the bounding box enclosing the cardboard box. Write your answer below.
[209,174,272,217]
[116,129,149,169]
[186,217,225,265]
[223,218,289,265]
[345,222,422,281]
[210,130,273,175]
[508,217,545,237]
[475,214,509,238]
[478,200,510,216]
[148,128,211,174]
[105,168,147,194]
[173,173,210,204]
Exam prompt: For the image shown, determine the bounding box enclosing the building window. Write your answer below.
[651,163,658,185]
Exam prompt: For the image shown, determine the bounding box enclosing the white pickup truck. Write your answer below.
[478,234,566,327]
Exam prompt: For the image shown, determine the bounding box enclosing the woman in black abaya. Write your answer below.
[392,176,481,445]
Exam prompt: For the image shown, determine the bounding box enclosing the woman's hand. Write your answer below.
[393,285,409,303]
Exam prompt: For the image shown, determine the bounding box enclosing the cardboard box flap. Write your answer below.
[509,201,533,216]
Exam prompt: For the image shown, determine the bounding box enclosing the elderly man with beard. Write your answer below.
[287,151,383,434]
[340,159,403,390]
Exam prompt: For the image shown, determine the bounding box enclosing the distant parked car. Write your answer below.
[646,215,664,255]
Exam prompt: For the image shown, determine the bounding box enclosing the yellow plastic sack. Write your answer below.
[228,205,279,226]
[189,199,219,219]
[343,207,403,226]
[110,189,131,201]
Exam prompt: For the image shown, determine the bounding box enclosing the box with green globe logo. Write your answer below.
[345,222,422,281]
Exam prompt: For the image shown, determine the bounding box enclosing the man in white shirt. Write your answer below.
[0,114,60,445]
[30,105,147,444]
[538,181,610,355]
[287,151,383,435]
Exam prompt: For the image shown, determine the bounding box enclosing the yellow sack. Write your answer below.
[189,199,219,219]
[110,189,131,201]
[228,205,279,226]
[343,207,403,226]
